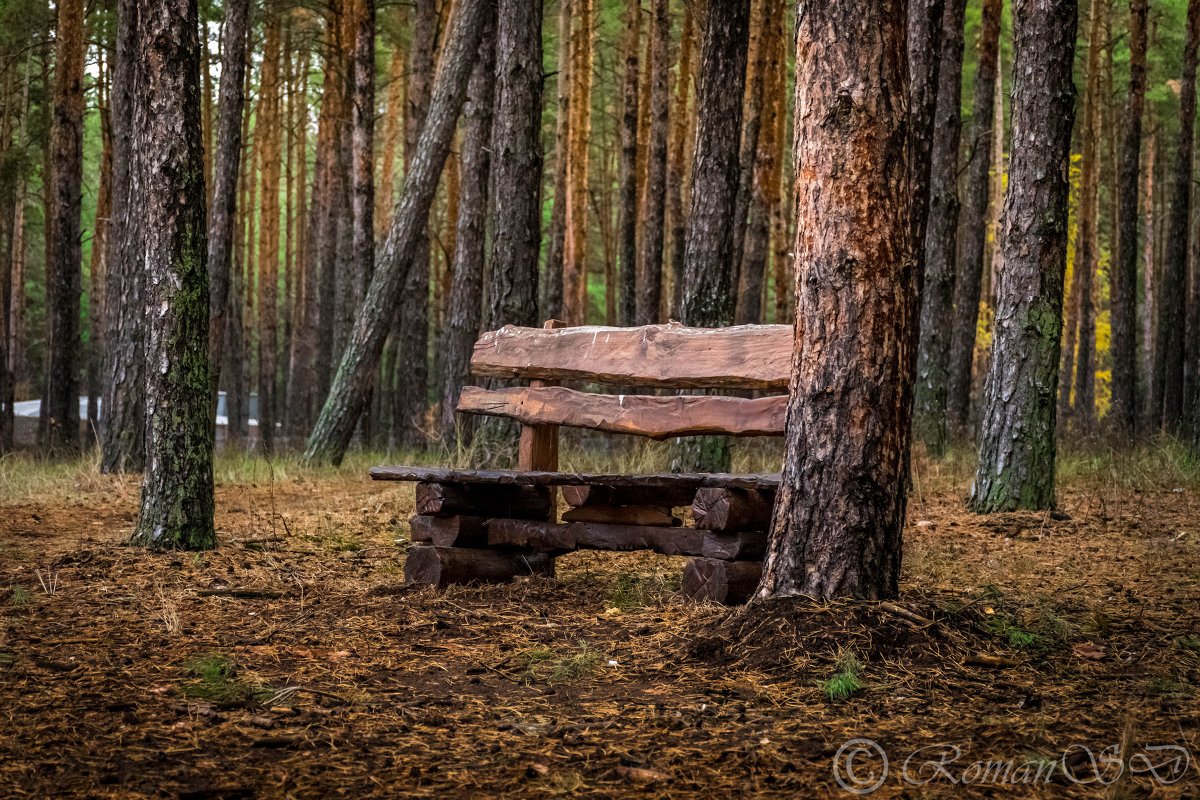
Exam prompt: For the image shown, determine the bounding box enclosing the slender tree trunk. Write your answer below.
[562,0,593,324]
[489,0,544,328]
[1141,129,1155,421]
[947,0,1002,434]
[758,0,911,600]
[1064,0,1107,435]
[616,0,639,327]
[908,0,945,283]
[635,0,668,325]
[541,0,570,322]
[970,0,1079,513]
[43,0,85,452]
[129,0,215,550]
[207,0,249,417]
[914,0,966,456]
[394,0,437,447]
[257,17,283,454]
[439,13,495,440]
[666,2,694,320]
[305,0,489,465]
[1153,0,1200,432]
[351,0,376,442]
[88,51,112,436]
[377,41,404,237]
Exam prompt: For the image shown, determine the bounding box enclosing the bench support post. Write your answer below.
[518,320,565,521]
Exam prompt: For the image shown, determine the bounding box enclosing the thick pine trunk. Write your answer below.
[635,0,669,326]
[616,0,639,327]
[43,0,84,452]
[129,0,215,550]
[304,0,488,465]
[439,13,496,439]
[206,0,249,415]
[488,0,543,330]
[947,0,1002,434]
[758,0,911,600]
[913,0,965,456]
[970,0,1078,513]
[1152,0,1200,432]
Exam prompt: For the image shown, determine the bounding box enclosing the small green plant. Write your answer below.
[985,615,1041,650]
[607,571,680,611]
[9,585,30,608]
[822,652,864,703]
[518,641,604,684]
[182,654,275,706]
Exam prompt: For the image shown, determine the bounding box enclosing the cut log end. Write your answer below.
[682,558,763,605]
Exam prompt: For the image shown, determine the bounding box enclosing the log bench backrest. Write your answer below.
[458,322,793,460]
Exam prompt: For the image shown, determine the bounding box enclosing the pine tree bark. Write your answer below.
[914,0,966,456]
[1141,130,1155,422]
[489,0,544,329]
[970,0,1078,513]
[304,0,488,465]
[666,2,695,320]
[757,0,911,600]
[206,0,249,414]
[907,0,945,280]
[257,17,283,454]
[129,0,215,550]
[947,0,1002,434]
[1153,0,1200,432]
[541,0,570,322]
[43,0,85,452]
[635,0,668,326]
[394,0,436,447]
[351,0,376,429]
[87,51,112,432]
[439,14,496,439]
[730,0,763,310]
[616,0,639,327]
[562,0,593,325]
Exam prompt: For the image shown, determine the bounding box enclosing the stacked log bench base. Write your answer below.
[371,321,794,605]
[372,467,779,604]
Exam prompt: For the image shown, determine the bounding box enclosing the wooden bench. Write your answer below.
[371,320,793,604]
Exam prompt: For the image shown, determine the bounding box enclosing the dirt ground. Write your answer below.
[1,448,1198,798]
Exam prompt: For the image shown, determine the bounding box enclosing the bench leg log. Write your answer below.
[405,544,555,587]
[682,558,762,604]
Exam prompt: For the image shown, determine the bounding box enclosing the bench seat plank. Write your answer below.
[370,465,781,491]
[456,385,787,439]
[470,322,792,389]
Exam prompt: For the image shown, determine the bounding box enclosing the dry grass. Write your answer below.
[0,440,1198,797]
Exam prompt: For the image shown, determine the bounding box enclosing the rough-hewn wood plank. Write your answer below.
[682,558,762,604]
[404,544,555,587]
[470,322,792,388]
[560,484,700,508]
[372,466,781,492]
[457,385,787,439]
[560,504,680,526]
[701,531,767,561]
[488,518,706,557]
[408,515,490,547]
[414,481,552,518]
[692,488,776,532]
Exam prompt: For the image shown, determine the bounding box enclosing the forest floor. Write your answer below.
[0,440,1198,798]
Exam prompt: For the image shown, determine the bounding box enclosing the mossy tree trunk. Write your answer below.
[970,0,1079,513]
[129,0,215,551]
[757,0,912,600]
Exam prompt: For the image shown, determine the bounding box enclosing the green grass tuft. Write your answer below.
[182,654,275,706]
[822,652,864,702]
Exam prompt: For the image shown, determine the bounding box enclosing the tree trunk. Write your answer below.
[439,12,496,439]
[129,0,215,550]
[907,0,945,282]
[488,0,544,330]
[88,50,112,435]
[562,0,593,325]
[1060,0,1106,435]
[304,0,489,465]
[666,2,695,320]
[257,16,283,454]
[635,0,669,326]
[43,0,85,452]
[970,0,1078,513]
[616,0,639,327]
[350,0,376,443]
[757,0,911,600]
[206,0,249,417]
[394,0,437,448]
[913,0,965,456]
[947,0,1002,434]
[1153,0,1200,432]
[1141,130,1155,423]
[541,0,570,322]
